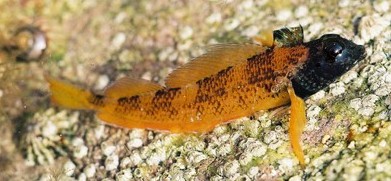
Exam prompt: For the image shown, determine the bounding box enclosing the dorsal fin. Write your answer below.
[273,26,304,47]
[104,77,162,98]
[165,44,266,88]
[253,28,274,47]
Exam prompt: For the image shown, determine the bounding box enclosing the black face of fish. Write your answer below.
[291,34,366,98]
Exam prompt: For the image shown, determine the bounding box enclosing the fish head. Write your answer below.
[291,34,366,98]
[308,34,366,79]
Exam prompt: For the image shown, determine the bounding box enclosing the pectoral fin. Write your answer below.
[287,86,306,167]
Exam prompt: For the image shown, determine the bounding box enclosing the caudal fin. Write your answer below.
[45,75,96,110]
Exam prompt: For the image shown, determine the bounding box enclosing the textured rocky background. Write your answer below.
[0,0,390,180]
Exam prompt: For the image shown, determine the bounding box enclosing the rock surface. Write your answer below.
[0,0,390,180]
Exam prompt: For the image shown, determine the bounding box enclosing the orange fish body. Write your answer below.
[46,26,366,166]
[96,45,308,133]
[47,45,308,132]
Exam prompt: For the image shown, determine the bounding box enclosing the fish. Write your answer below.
[46,26,366,167]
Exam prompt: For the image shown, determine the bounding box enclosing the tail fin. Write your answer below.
[45,75,97,110]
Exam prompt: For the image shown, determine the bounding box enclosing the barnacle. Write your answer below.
[21,109,79,166]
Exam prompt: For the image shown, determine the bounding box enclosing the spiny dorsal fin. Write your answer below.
[165,44,266,88]
[273,26,304,47]
[104,77,162,98]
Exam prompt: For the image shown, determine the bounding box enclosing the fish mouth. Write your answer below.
[348,45,366,65]
[357,45,366,60]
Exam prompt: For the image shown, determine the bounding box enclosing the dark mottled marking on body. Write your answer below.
[153,88,181,100]
[149,87,182,117]
[214,101,223,114]
[245,49,275,91]
[89,94,105,106]
[217,66,233,77]
[115,95,141,113]
[128,95,141,109]
[117,97,127,106]
[195,66,234,104]
[215,87,226,97]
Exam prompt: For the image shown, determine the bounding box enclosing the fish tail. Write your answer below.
[45,74,99,110]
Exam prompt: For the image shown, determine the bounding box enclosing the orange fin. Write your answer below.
[104,77,162,99]
[273,26,304,47]
[253,26,304,48]
[253,28,274,47]
[287,86,307,167]
[45,75,95,110]
[165,44,266,88]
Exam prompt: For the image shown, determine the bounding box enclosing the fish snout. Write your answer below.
[357,45,366,59]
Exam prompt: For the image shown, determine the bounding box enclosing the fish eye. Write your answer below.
[324,42,343,62]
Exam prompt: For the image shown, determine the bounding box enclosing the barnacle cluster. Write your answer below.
[21,109,79,166]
